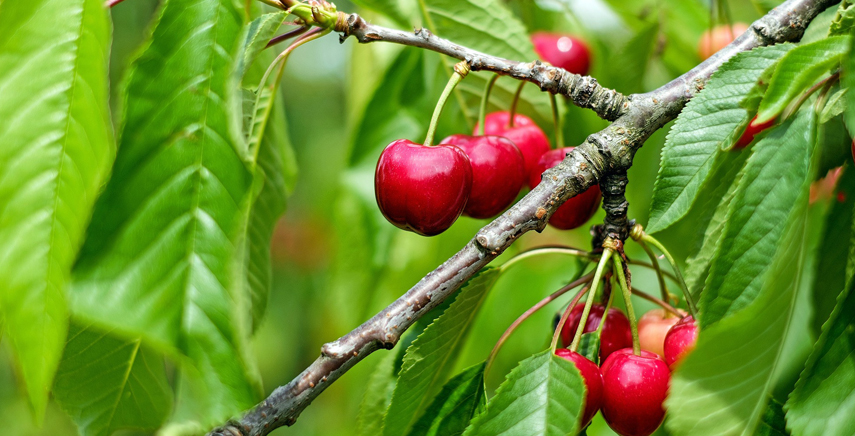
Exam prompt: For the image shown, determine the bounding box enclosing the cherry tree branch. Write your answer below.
[210,0,836,434]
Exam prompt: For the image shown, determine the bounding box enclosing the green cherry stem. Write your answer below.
[594,283,615,340]
[635,237,673,304]
[550,92,564,149]
[632,287,682,317]
[500,246,597,272]
[611,252,640,355]
[640,233,698,318]
[424,62,470,147]
[479,74,500,136]
[567,248,614,351]
[508,80,526,128]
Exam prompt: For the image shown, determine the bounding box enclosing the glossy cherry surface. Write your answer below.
[601,349,670,436]
[555,348,603,427]
[561,304,632,361]
[735,115,775,148]
[531,32,591,75]
[698,23,749,60]
[375,139,472,236]
[664,315,699,368]
[638,309,684,359]
[474,111,550,175]
[529,147,602,229]
[440,134,526,219]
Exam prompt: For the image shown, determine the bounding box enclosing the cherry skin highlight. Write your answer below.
[474,111,550,175]
[638,309,685,358]
[555,348,604,427]
[601,349,670,436]
[698,23,749,60]
[560,304,632,361]
[529,147,602,229]
[374,139,472,236]
[531,32,591,75]
[440,134,526,218]
[664,315,699,368]
[735,116,776,148]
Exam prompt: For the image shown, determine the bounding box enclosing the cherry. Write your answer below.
[374,139,472,236]
[529,148,602,229]
[531,32,591,76]
[735,115,775,148]
[664,315,699,368]
[473,112,550,175]
[555,348,603,427]
[560,304,632,361]
[638,309,684,359]
[439,134,526,218]
[698,23,749,60]
[601,349,670,436]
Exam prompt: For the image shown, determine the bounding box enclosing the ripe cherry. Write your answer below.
[531,32,591,76]
[601,349,670,436]
[638,309,685,359]
[735,115,775,148]
[473,111,550,175]
[439,134,526,218]
[664,315,699,368]
[561,304,632,361]
[374,139,472,236]
[529,148,602,230]
[555,348,603,427]
[698,23,749,60]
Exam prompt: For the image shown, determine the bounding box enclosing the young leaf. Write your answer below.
[756,36,848,124]
[666,108,815,436]
[69,0,261,425]
[383,268,501,436]
[0,0,114,418]
[647,45,791,233]
[408,363,487,436]
[463,350,585,436]
[53,322,172,436]
[755,398,789,436]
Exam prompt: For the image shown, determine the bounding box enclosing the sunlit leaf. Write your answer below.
[408,363,487,436]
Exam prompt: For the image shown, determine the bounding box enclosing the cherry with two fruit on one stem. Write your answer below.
[530,148,602,229]
[474,110,550,175]
[531,32,592,76]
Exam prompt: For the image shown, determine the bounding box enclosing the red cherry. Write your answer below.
[473,112,550,175]
[555,349,604,427]
[601,349,670,436]
[698,23,749,60]
[664,315,698,368]
[561,304,632,361]
[529,148,602,229]
[440,135,526,218]
[637,309,684,359]
[531,32,591,76]
[374,139,472,236]
[735,115,775,148]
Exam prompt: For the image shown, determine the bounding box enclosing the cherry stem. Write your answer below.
[632,287,682,317]
[105,0,127,7]
[626,259,679,283]
[267,26,311,48]
[568,249,613,351]
[500,246,597,272]
[478,74,500,136]
[611,252,640,355]
[424,62,469,147]
[551,285,590,352]
[507,80,526,128]
[485,272,594,375]
[635,238,673,304]
[781,71,840,122]
[640,233,698,318]
[593,284,615,343]
[549,93,564,149]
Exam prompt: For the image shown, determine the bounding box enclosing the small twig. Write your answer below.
[267,26,311,48]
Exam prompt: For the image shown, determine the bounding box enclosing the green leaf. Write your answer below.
[785,264,855,436]
[819,87,848,123]
[666,108,815,436]
[384,268,501,436]
[0,0,114,418]
[576,333,601,365]
[408,363,487,436]
[463,350,585,436]
[756,37,848,124]
[53,322,172,436]
[69,0,260,425]
[829,0,855,37]
[647,45,791,233]
[845,30,855,133]
[754,398,789,436]
[357,351,400,436]
[602,20,659,95]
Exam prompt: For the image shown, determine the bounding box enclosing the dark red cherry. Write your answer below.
[601,349,670,436]
[473,112,550,175]
[735,115,775,148]
[561,304,632,361]
[374,139,472,236]
[440,135,526,218]
[555,348,604,427]
[664,315,698,368]
[531,32,591,76]
[529,148,602,229]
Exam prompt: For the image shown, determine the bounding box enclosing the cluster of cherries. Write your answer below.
[374,33,600,236]
[555,304,698,436]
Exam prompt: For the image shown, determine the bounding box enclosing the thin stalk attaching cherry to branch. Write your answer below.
[566,248,614,351]
[631,225,698,318]
[478,74,500,136]
[499,245,597,272]
[267,25,311,48]
[507,80,526,128]
[424,61,470,147]
[632,288,682,317]
[631,227,673,304]
[611,250,640,355]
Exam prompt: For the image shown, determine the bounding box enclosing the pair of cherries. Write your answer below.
[556,304,698,436]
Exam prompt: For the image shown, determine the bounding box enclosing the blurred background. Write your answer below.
[0,0,831,434]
